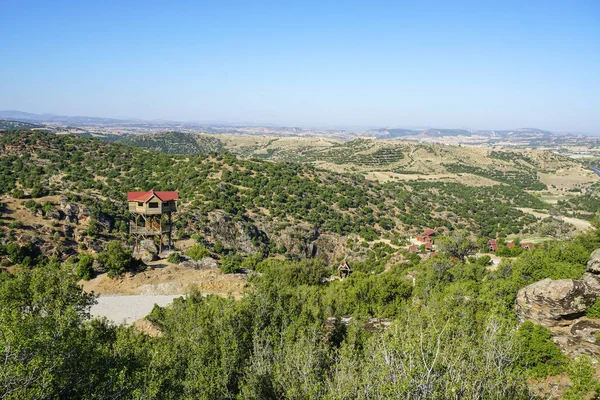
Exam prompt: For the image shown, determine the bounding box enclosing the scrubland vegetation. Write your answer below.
[1,130,600,398]
[1,226,600,398]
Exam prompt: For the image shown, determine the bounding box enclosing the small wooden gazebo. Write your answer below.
[338,260,351,279]
[128,189,178,252]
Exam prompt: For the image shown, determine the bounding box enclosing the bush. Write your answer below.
[220,254,242,274]
[75,253,94,280]
[516,321,568,378]
[240,253,264,270]
[586,298,600,318]
[12,188,25,199]
[185,244,210,261]
[190,234,203,242]
[167,252,182,264]
[9,221,24,229]
[97,241,138,278]
[30,185,49,198]
[213,241,225,254]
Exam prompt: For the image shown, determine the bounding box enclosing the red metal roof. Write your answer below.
[127,190,179,202]
[424,229,436,236]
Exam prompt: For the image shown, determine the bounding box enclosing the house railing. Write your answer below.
[130,225,172,235]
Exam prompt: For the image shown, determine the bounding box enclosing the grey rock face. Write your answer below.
[515,278,599,327]
[588,249,600,274]
[92,259,105,274]
[514,247,600,357]
[180,257,218,270]
[140,239,158,255]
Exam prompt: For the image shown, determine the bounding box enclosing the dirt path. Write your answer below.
[84,261,249,325]
[90,294,183,325]
[517,207,592,233]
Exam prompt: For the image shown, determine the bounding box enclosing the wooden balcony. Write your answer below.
[128,203,177,214]
[130,224,172,235]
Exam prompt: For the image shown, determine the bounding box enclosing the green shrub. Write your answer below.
[30,185,49,198]
[213,241,225,254]
[585,298,600,318]
[220,254,242,274]
[12,188,25,199]
[185,244,210,260]
[97,241,138,278]
[564,356,600,400]
[190,234,203,242]
[75,253,94,280]
[240,253,263,270]
[9,221,24,229]
[167,252,182,264]
[516,321,568,378]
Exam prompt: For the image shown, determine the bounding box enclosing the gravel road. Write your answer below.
[90,294,184,325]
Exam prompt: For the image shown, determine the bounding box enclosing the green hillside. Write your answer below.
[120,131,225,154]
[1,130,600,398]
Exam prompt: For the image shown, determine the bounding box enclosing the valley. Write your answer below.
[1,127,600,398]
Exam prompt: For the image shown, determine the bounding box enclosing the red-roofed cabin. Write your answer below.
[521,243,534,250]
[408,245,418,253]
[507,242,515,248]
[128,190,178,215]
[416,236,426,243]
[424,229,436,237]
[425,242,433,251]
[488,239,498,252]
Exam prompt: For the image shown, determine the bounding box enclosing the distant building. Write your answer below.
[423,229,436,237]
[488,239,498,252]
[521,242,534,250]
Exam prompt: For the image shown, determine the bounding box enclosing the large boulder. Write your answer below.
[137,239,159,263]
[514,248,600,357]
[515,278,599,327]
[588,249,600,274]
[140,239,158,255]
[92,259,105,274]
[180,257,218,270]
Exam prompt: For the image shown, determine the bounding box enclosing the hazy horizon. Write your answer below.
[3,108,599,135]
[1,1,598,133]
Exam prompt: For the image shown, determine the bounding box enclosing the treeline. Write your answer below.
[2,227,600,398]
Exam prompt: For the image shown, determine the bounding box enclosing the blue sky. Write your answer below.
[1,0,598,132]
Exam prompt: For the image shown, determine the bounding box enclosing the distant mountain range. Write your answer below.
[0,110,130,125]
[0,110,596,143]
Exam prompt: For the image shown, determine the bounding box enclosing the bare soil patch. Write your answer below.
[80,260,248,299]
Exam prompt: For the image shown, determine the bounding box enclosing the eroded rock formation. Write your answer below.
[515,248,600,357]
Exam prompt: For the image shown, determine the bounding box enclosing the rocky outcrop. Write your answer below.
[514,278,598,327]
[136,239,159,263]
[277,223,319,258]
[588,249,600,274]
[92,259,105,274]
[515,248,600,356]
[205,211,268,254]
[180,257,218,270]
